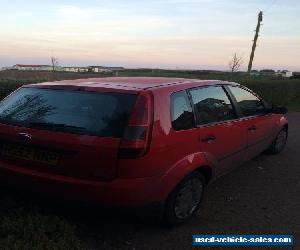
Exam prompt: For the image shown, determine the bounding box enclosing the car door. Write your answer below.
[226,85,274,161]
[188,85,247,177]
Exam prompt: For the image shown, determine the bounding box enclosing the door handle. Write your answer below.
[201,135,216,143]
[248,125,257,131]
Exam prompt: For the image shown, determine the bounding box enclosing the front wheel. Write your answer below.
[164,172,205,226]
[266,128,288,154]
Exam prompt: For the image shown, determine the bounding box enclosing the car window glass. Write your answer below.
[0,87,137,137]
[171,91,194,130]
[228,86,265,117]
[189,86,236,125]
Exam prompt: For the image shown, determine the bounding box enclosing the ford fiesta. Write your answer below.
[0,77,288,225]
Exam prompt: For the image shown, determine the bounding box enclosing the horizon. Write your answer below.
[1,0,299,71]
[2,64,297,73]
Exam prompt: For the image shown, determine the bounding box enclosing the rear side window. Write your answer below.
[189,86,236,125]
[228,86,265,117]
[171,91,194,131]
[0,87,137,137]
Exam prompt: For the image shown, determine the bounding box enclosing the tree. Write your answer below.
[51,57,59,72]
[228,53,243,73]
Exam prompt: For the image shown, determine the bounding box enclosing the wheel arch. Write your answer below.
[158,152,216,202]
[194,165,213,184]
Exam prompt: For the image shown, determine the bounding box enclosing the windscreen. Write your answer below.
[0,87,137,137]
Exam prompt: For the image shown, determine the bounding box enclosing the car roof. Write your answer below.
[28,77,237,91]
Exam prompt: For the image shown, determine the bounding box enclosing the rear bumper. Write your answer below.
[0,161,165,206]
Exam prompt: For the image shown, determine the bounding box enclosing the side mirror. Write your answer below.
[269,105,288,114]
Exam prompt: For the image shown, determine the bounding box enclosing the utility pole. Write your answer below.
[247,11,263,73]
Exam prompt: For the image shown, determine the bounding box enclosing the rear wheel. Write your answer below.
[267,128,288,154]
[164,172,205,225]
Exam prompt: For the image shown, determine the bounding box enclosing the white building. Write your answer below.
[88,66,113,73]
[13,64,53,71]
[277,70,293,78]
[63,67,89,73]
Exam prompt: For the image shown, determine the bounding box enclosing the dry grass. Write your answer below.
[0,195,86,250]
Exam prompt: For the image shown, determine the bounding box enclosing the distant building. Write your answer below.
[12,64,53,71]
[88,66,125,73]
[250,69,293,78]
[63,67,89,73]
[106,66,125,71]
[8,64,124,73]
[276,70,293,78]
[292,72,300,78]
[259,69,276,76]
[88,66,112,73]
[250,70,260,76]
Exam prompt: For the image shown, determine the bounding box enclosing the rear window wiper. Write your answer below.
[29,122,86,132]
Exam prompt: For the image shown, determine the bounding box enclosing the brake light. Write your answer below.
[119,91,153,158]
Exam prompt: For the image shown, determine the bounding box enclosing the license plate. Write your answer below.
[0,143,59,166]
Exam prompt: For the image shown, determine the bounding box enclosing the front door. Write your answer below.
[189,85,247,177]
[226,85,274,161]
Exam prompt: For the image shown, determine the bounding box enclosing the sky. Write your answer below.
[0,0,299,71]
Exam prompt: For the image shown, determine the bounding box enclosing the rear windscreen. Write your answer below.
[0,87,137,137]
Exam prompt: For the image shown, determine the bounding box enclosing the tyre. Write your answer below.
[266,128,288,154]
[164,171,206,226]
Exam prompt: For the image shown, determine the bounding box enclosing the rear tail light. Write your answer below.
[118,91,153,158]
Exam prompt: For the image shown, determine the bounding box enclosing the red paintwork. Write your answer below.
[0,77,288,206]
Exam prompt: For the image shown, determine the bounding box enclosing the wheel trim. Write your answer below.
[174,178,203,219]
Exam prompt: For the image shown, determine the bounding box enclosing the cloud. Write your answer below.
[55,5,100,18]
[1,1,299,70]
[153,0,214,3]
[2,32,299,70]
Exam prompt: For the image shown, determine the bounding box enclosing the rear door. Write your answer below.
[226,85,274,161]
[188,85,247,176]
[0,87,137,181]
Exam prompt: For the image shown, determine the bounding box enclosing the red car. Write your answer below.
[0,77,288,224]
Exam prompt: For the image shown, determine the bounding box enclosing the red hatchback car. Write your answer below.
[0,77,288,224]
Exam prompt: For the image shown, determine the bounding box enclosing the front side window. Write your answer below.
[228,86,265,117]
[171,91,194,130]
[189,86,236,125]
[0,87,137,137]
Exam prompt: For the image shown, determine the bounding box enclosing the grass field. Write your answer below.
[0,193,86,250]
[1,70,299,111]
[118,69,300,111]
